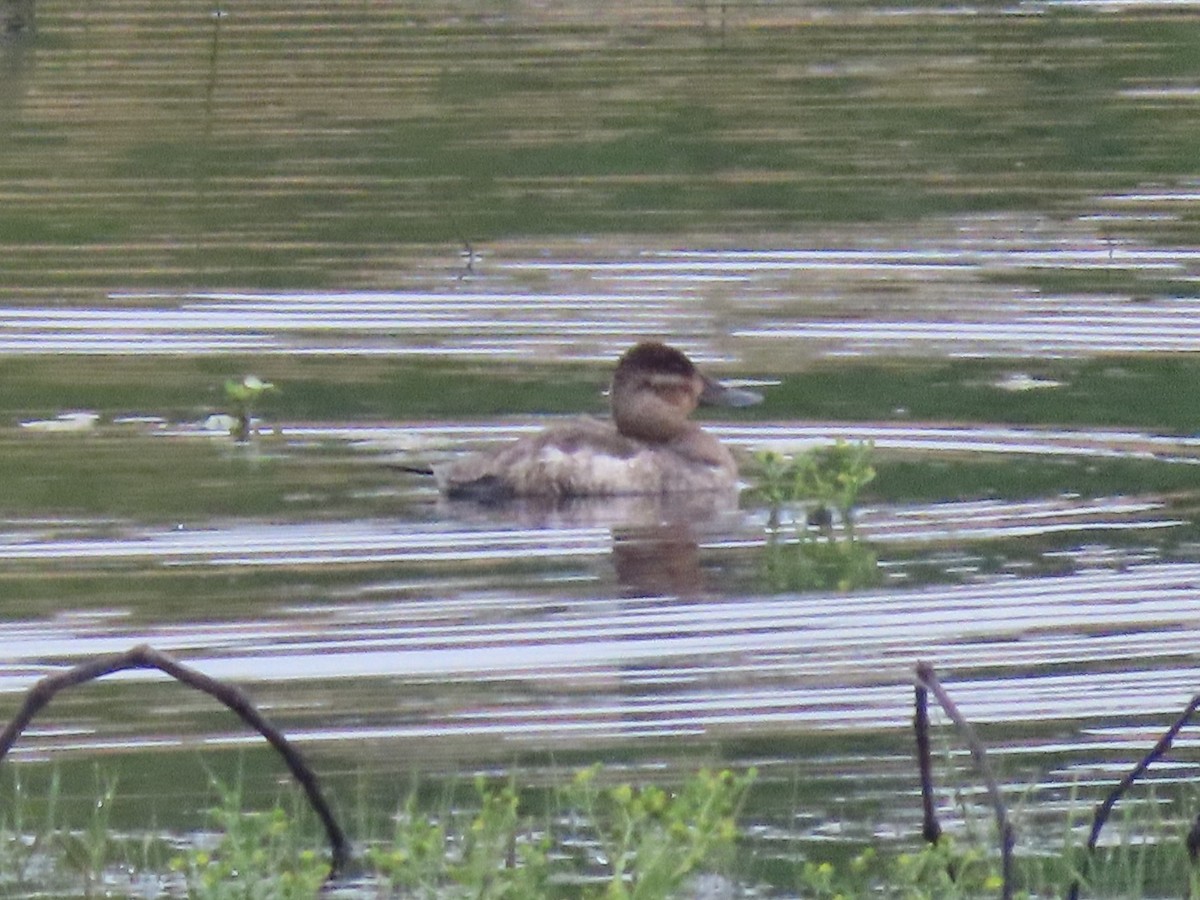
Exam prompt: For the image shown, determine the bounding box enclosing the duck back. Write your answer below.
[438,416,738,499]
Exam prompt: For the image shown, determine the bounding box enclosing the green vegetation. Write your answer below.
[170,782,327,900]
[795,838,1006,899]
[364,766,756,899]
[8,762,1200,898]
[0,765,172,898]
[752,442,876,537]
[749,442,881,592]
[786,785,1200,899]
[1,765,755,900]
[223,375,277,443]
[568,765,752,899]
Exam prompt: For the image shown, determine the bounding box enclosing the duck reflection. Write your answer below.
[440,488,740,598]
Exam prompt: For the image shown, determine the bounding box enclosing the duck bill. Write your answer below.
[698,374,762,408]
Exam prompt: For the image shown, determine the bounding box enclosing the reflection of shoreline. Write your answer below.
[441,489,742,598]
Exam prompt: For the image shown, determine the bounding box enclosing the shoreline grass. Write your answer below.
[5,760,1200,898]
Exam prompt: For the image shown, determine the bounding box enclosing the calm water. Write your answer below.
[2,1,1200,896]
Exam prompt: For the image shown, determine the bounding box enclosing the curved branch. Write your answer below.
[915,661,1014,900]
[0,644,349,877]
[1067,692,1200,900]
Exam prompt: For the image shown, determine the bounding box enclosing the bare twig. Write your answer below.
[913,682,943,844]
[1067,692,1200,900]
[914,661,1014,900]
[0,644,349,877]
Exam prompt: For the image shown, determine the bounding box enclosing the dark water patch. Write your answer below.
[0,431,424,521]
[763,356,1200,433]
[0,354,608,423]
[10,343,1200,437]
[873,456,1200,503]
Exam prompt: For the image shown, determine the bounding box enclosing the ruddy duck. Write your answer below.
[437,342,761,501]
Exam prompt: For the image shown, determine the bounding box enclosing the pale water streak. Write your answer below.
[292,418,1200,461]
[1,226,1197,359]
[2,564,1200,764]
[718,421,1200,460]
[0,493,1180,567]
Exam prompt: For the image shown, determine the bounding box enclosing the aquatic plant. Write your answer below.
[223,375,277,443]
[0,764,170,899]
[54,767,119,897]
[568,764,754,900]
[368,775,551,899]
[365,788,452,895]
[369,766,751,899]
[752,441,876,537]
[794,838,1007,899]
[750,442,880,591]
[170,781,327,900]
[0,764,752,899]
[6,758,1200,898]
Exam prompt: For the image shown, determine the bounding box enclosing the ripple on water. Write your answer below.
[1,223,1197,359]
[4,563,1200,747]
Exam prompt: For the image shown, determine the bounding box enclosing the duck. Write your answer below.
[436,341,761,501]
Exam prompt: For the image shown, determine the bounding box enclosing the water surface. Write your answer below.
[2,1,1200,896]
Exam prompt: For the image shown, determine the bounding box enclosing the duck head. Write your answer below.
[609,341,761,443]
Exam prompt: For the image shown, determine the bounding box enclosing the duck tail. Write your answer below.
[387,462,435,476]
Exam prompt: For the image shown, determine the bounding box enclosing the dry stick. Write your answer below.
[1066,692,1200,900]
[0,643,350,877]
[915,661,1014,900]
[913,682,943,844]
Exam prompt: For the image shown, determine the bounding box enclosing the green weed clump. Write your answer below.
[365,766,754,899]
[366,776,551,899]
[795,837,1006,899]
[569,765,754,900]
[753,441,876,536]
[9,760,1200,898]
[170,781,327,900]
[178,765,752,899]
[749,441,880,591]
[223,375,277,443]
